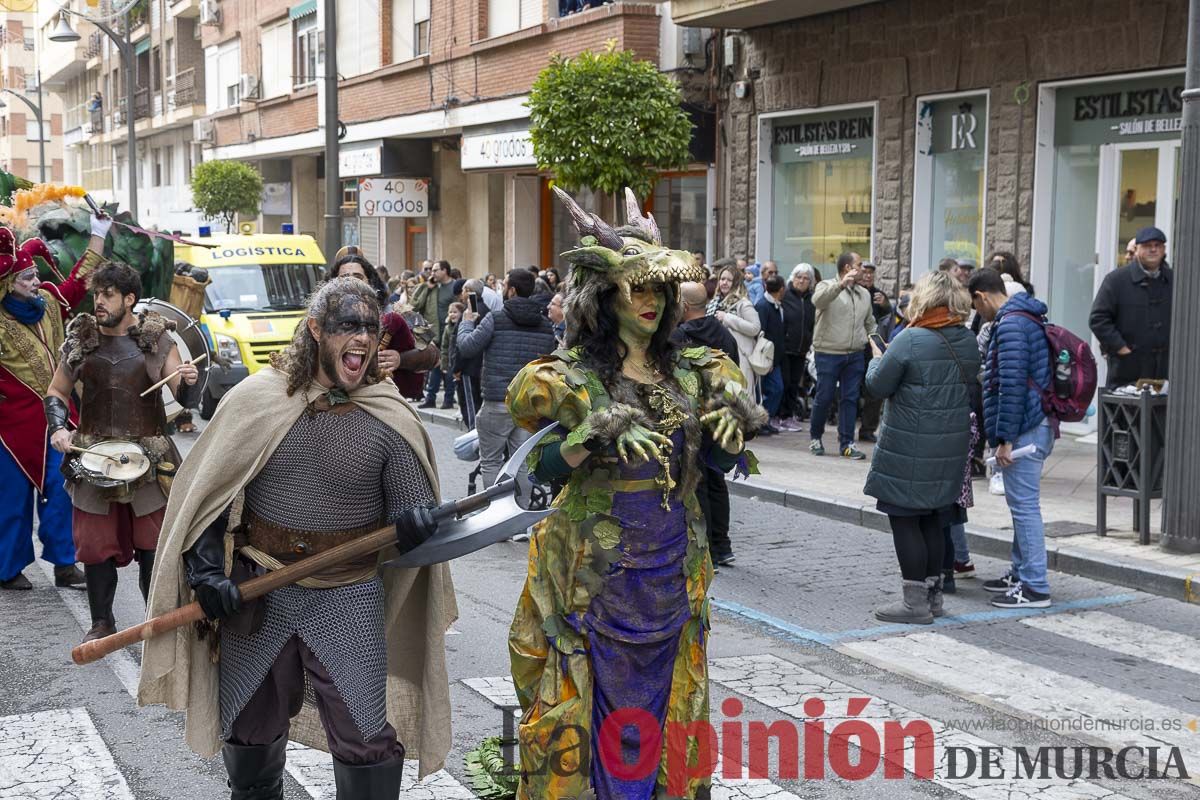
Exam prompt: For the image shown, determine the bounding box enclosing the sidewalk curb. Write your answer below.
[416,407,1197,605]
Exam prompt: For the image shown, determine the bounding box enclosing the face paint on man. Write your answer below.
[9,267,40,300]
[317,295,380,390]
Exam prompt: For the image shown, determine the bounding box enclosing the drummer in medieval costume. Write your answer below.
[138,276,456,800]
[0,217,111,592]
[44,261,198,642]
[505,189,766,800]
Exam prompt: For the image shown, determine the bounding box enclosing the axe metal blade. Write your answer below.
[384,502,554,568]
[496,423,559,485]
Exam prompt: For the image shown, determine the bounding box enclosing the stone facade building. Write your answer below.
[674,0,1188,350]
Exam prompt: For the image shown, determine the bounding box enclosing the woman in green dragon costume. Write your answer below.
[505,188,766,800]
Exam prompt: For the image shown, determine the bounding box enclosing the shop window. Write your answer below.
[649,173,707,257]
[549,185,599,271]
[1047,145,1099,342]
[912,94,987,276]
[768,108,875,275]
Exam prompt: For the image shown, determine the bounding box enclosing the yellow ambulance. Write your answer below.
[175,226,326,418]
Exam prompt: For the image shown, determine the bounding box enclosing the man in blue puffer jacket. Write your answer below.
[968,269,1056,609]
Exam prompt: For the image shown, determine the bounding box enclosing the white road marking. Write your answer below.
[0,707,134,799]
[1021,611,1200,676]
[284,743,475,800]
[711,653,1135,798]
[460,676,804,799]
[38,561,472,799]
[840,633,1198,773]
[34,560,142,699]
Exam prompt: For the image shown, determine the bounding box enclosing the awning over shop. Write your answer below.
[289,0,317,19]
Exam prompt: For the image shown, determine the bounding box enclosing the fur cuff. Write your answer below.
[567,403,652,452]
[705,383,768,436]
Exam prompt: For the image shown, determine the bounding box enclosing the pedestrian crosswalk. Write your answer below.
[840,630,1200,772]
[14,565,1200,799]
[0,708,133,799]
[1021,610,1200,676]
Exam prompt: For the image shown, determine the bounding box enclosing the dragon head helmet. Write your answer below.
[553,187,706,315]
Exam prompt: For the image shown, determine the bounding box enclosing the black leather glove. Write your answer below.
[182,507,242,621]
[394,505,438,555]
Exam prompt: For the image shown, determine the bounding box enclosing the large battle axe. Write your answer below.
[71,425,558,666]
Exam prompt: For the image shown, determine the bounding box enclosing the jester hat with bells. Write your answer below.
[0,226,55,300]
[553,186,706,333]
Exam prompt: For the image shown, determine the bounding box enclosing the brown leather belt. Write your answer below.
[238,514,383,560]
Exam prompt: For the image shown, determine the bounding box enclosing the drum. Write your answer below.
[134,298,211,420]
[76,440,151,489]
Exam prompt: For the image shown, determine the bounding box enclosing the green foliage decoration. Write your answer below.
[190,160,264,233]
[528,41,693,200]
[463,736,519,800]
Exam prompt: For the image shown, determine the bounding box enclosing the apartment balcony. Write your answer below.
[39,28,93,86]
[666,0,876,27]
[169,0,201,19]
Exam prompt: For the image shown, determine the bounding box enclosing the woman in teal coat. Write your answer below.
[863,270,979,624]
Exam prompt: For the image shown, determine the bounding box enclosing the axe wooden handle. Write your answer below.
[71,524,397,666]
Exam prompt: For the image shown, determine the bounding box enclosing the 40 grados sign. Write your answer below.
[358,178,429,218]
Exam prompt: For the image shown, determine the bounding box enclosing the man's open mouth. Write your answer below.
[640,312,657,320]
[342,348,367,372]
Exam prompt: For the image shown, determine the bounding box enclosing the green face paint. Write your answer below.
[615,283,666,344]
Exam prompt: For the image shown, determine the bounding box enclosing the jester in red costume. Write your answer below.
[0,216,111,591]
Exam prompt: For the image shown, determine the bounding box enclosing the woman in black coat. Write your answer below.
[780,263,816,422]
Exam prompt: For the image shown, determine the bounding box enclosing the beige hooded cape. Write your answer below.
[137,367,458,778]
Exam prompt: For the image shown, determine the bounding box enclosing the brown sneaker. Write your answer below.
[83,620,116,643]
[54,565,87,590]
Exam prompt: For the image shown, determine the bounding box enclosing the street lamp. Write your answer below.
[0,71,48,183]
[50,11,138,219]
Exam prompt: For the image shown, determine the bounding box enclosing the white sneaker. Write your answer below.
[989,471,1005,496]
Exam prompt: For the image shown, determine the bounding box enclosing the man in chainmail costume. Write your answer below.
[138,277,457,800]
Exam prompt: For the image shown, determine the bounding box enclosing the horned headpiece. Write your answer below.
[552,187,706,322]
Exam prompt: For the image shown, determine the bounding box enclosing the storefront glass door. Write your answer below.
[1096,142,1179,284]
[1091,141,1180,391]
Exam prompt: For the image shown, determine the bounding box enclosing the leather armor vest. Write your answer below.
[78,333,165,438]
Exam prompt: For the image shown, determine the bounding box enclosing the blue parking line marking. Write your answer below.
[710,593,1137,648]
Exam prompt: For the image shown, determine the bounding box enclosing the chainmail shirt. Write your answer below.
[220,404,435,741]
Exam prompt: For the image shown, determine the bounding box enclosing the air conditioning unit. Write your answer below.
[81,122,94,136]
[199,0,221,26]
[238,73,259,100]
[193,117,215,143]
[166,90,177,109]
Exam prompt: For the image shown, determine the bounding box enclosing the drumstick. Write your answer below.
[68,445,130,465]
[377,330,393,378]
[139,353,208,397]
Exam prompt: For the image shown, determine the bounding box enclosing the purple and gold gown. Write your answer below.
[506,345,748,800]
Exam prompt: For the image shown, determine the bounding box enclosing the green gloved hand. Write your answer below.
[565,403,673,465]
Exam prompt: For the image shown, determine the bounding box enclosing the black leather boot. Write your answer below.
[222,737,286,800]
[83,560,119,642]
[135,549,155,603]
[332,756,404,799]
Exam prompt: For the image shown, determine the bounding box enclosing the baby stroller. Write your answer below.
[453,383,556,511]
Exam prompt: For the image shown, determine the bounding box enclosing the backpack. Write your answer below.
[748,332,775,376]
[1009,311,1097,423]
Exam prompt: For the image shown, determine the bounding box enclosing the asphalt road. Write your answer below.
[2,418,1198,799]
